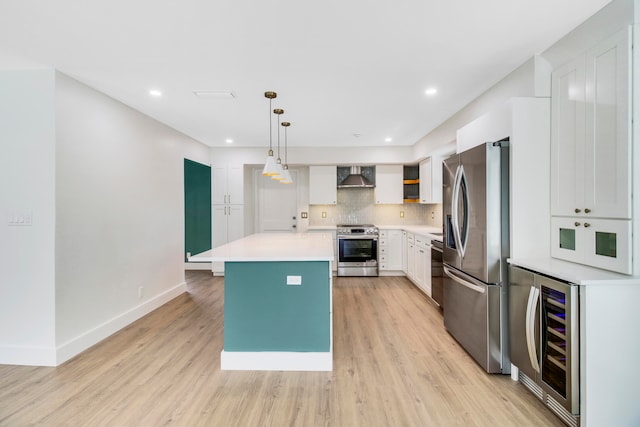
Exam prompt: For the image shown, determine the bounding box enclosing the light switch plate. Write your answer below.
[286,275,302,285]
[8,212,32,226]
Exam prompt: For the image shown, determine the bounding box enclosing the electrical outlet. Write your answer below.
[322,211,327,218]
[287,275,302,285]
[301,212,308,219]
[431,211,435,219]
[400,211,404,218]
[138,287,144,299]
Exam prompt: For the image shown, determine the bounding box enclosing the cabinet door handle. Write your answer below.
[584,223,591,228]
[575,208,581,213]
[584,208,591,214]
[574,222,581,227]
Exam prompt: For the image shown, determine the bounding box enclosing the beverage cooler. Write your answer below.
[509,265,580,427]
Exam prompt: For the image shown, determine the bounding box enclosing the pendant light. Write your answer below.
[262,91,279,176]
[271,108,285,180]
[280,121,293,184]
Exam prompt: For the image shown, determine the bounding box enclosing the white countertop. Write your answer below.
[508,257,640,286]
[188,232,335,262]
[384,225,443,241]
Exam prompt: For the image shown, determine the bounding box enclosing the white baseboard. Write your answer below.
[54,282,187,365]
[378,270,406,277]
[220,350,333,371]
[0,345,57,367]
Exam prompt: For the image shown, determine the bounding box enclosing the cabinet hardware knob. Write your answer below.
[585,208,591,214]
[584,223,591,228]
[575,208,581,213]
[574,222,581,227]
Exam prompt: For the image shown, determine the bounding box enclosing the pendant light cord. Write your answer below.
[269,97,273,151]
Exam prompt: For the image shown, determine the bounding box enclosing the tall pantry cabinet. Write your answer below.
[212,163,244,273]
[550,27,632,274]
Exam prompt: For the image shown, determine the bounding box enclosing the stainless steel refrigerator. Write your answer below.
[442,139,510,374]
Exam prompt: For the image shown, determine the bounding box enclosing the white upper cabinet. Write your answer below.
[212,163,244,205]
[309,165,337,205]
[419,157,443,204]
[551,27,631,220]
[375,164,403,204]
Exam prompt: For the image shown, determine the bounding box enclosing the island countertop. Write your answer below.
[189,232,335,263]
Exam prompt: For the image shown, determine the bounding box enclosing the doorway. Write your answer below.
[184,159,211,261]
[256,169,298,233]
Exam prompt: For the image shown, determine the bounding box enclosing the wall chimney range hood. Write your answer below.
[338,166,375,188]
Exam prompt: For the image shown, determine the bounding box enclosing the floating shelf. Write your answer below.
[403,179,420,185]
[403,198,419,203]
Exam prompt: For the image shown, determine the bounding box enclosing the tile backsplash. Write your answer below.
[309,188,442,227]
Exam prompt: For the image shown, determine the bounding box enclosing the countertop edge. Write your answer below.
[307,225,443,241]
[508,257,640,285]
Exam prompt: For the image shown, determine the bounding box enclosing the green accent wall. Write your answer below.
[184,159,211,261]
[224,261,331,352]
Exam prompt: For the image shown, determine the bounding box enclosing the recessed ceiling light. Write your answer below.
[193,90,235,99]
[425,88,438,96]
[149,89,163,97]
[385,137,392,142]
[225,139,233,144]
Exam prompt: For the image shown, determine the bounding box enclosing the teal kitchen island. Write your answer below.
[190,233,334,371]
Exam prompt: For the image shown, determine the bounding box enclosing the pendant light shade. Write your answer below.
[263,154,279,176]
[280,166,293,184]
[262,91,280,176]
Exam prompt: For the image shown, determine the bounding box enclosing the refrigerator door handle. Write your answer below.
[458,165,469,257]
[525,285,541,373]
[444,265,486,294]
[451,165,464,258]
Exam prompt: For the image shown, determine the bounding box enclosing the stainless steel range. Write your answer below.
[336,224,379,277]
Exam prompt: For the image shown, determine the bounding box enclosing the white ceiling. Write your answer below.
[0,0,611,148]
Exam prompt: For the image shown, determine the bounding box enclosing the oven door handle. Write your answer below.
[338,236,379,240]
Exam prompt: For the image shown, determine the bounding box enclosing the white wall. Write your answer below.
[54,72,210,363]
[0,69,210,366]
[0,69,57,365]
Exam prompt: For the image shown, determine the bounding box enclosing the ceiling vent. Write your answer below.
[192,90,235,99]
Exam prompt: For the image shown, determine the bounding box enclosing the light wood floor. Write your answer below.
[0,272,564,426]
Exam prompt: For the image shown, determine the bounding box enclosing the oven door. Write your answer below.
[337,236,378,276]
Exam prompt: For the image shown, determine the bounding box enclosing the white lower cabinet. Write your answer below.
[379,229,403,274]
[413,235,431,296]
[404,232,432,297]
[406,233,415,279]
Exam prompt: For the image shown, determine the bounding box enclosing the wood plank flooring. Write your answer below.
[0,272,564,426]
